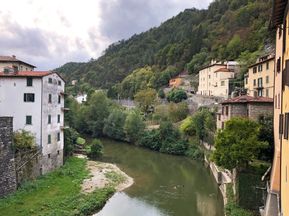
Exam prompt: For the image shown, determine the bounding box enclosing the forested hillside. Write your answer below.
[55,0,273,90]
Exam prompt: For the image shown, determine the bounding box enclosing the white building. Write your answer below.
[0,55,36,72]
[197,60,239,98]
[0,70,66,174]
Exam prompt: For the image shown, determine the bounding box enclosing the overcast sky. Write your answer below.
[0,0,212,70]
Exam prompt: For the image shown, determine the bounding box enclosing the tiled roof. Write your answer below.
[0,71,52,77]
[221,95,273,104]
[0,55,36,68]
[214,68,234,73]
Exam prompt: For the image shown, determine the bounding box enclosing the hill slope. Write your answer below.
[55,0,273,89]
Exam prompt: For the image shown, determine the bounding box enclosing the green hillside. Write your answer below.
[55,0,273,90]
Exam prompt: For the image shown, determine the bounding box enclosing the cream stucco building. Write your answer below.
[0,55,35,72]
[244,55,275,98]
[198,60,239,98]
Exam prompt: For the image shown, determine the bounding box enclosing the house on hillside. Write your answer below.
[0,70,66,174]
[0,55,36,72]
[244,54,275,98]
[169,71,189,88]
[197,60,239,98]
[216,95,273,130]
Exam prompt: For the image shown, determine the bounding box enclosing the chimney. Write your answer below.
[12,55,16,59]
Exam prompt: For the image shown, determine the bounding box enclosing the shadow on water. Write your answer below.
[94,138,224,216]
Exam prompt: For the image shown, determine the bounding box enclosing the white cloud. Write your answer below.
[0,0,212,70]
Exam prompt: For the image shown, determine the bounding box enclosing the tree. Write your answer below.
[258,114,274,161]
[167,88,187,103]
[213,118,268,170]
[158,89,165,99]
[180,116,196,136]
[124,111,145,143]
[13,130,36,150]
[134,88,157,114]
[64,128,80,157]
[168,102,189,122]
[103,109,127,141]
[86,139,103,158]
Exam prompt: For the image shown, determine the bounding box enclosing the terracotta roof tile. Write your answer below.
[0,55,36,68]
[214,68,234,73]
[221,95,273,104]
[0,71,52,77]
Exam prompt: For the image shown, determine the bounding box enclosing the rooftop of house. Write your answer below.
[271,0,288,28]
[221,95,273,104]
[248,55,275,68]
[0,55,36,68]
[214,68,234,73]
[0,71,51,78]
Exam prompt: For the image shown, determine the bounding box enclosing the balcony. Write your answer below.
[60,126,70,130]
[61,107,70,112]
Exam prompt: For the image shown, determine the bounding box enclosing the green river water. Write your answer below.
[94,139,224,216]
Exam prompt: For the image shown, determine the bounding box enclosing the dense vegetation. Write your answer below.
[55,0,272,93]
[0,157,114,216]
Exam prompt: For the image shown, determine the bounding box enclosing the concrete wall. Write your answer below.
[0,117,17,197]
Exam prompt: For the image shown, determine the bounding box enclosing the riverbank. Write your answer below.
[0,157,133,216]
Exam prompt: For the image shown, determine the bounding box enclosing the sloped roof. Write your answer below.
[221,95,273,104]
[271,0,288,28]
[0,55,36,68]
[214,68,234,73]
[0,71,51,78]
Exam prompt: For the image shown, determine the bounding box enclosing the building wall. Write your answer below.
[212,72,234,97]
[247,103,273,121]
[0,117,17,197]
[0,62,34,72]
[41,73,64,174]
[245,58,274,98]
[198,64,225,96]
[0,77,42,146]
[281,12,289,216]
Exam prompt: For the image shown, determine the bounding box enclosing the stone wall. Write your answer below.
[0,117,17,197]
[42,149,63,174]
[248,103,274,121]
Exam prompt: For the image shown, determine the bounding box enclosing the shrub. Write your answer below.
[13,130,36,150]
[167,88,187,103]
[64,128,80,157]
[87,139,103,158]
[140,130,162,151]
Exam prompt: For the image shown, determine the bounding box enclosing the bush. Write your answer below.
[87,139,103,158]
[64,128,80,157]
[185,144,204,160]
[76,137,86,145]
[158,89,165,99]
[140,130,162,151]
[167,88,187,103]
[13,130,36,150]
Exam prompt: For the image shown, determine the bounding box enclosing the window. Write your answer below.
[253,67,257,73]
[266,76,269,84]
[266,89,269,97]
[48,135,51,144]
[221,122,225,129]
[258,89,263,97]
[221,81,225,86]
[209,75,211,79]
[48,94,52,103]
[57,132,60,141]
[24,93,35,102]
[48,115,51,124]
[284,60,289,88]
[266,62,269,70]
[258,64,263,72]
[218,114,221,121]
[48,78,52,83]
[57,150,60,155]
[48,154,51,158]
[277,57,281,73]
[254,91,258,97]
[57,114,60,123]
[58,80,61,86]
[58,95,61,104]
[285,113,289,140]
[278,93,281,109]
[279,114,284,135]
[245,78,248,85]
[258,78,263,87]
[27,77,33,86]
[253,79,256,86]
[225,106,229,116]
[26,116,32,125]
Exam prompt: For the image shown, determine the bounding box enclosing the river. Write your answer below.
[94,139,224,216]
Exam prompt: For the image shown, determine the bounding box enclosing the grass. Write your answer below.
[105,171,125,187]
[0,157,115,216]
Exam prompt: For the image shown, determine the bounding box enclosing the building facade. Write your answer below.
[0,55,35,72]
[198,60,239,98]
[0,71,65,174]
[216,95,273,130]
[244,55,275,98]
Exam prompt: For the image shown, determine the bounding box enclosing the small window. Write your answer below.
[284,113,289,140]
[48,115,51,124]
[245,78,248,85]
[48,135,51,144]
[258,65,263,72]
[48,78,52,83]
[222,106,224,115]
[253,79,256,86]
[253,67,257,73]
[225,106,229,116]
[266,62,269,70]
[218,114,221,121]
[24,93,35,102]
[27,77,33,86]
[266,89,269,97]
[57,114,61,123]
[277,57,281,73]
[279,114,284,135]
[26,116,32,125]
[258,78,263,87]
[58,95,61,104]
[221,81,225,86]
[57,150,60,155]
[58,80,61,86]
[48,94,52,103]
[48,154,51,158]
[258,89,263,97]
[57,132,60,141]
[266,76,269,84]
[221,122,225,129]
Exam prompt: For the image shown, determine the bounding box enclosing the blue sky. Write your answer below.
[0,0,213,70]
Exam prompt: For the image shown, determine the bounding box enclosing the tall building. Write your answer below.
[244,54,275,98]
[197,60,239,98]
[0,70,66,174]
[0,55,35,72]
[263,1,289,216]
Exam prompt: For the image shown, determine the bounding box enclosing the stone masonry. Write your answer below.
[0,117,17,197]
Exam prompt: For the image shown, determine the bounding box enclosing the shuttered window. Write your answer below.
[280,114,284,135]
[285,113,289,140]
